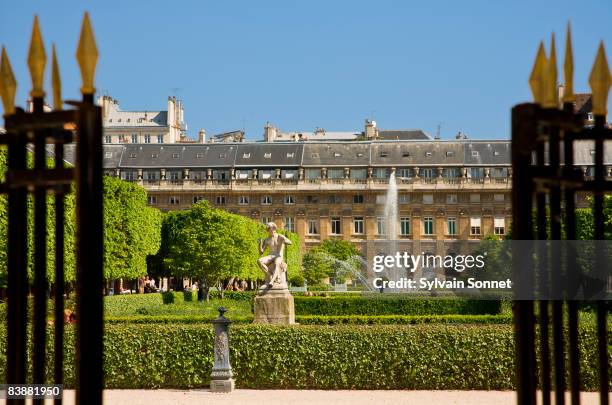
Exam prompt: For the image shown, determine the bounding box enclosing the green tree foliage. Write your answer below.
[302,239,362,285]
[159,202,302,296]
[103,177,162,281]
[164,201,262,300]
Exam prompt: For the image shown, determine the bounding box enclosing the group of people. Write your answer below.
[143,276,159,293]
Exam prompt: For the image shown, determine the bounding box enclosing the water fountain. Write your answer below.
[382,170,400,292]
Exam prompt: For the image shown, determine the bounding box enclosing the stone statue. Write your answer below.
[257,222,292,290]
[253,222,296,324]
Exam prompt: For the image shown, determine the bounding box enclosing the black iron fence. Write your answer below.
[0,14,103,405]
[512,28,610,405]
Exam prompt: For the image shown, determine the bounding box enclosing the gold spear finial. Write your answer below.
[529,41,548,105]
[543,33,558,108]
[562,22,575,103]
[27,15,47,98]
[76,12,98,95]
[51,44,62,110]
[0,47,17,115]
[589,41,611,116]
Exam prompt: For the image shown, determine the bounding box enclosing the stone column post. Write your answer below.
[210,307,235,392]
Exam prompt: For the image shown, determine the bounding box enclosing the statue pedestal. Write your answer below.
[253,287,295,324]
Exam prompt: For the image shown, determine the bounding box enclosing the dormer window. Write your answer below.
[108,119,112,123]
[129,153,136,158]
[333,152,341,157]
[446,151,454,157]
[196,153,204,158]
[105,152,113,158]
[493,151,500,156]
[357,152,364,157]
[425,151,432,157]
[172,153,179,158]
[118,118,121,123]
[402,151,410,157]
[380,151,388,158]
[219,153,227,159]
[471,151,479,157]
[286,152,295,158]
[311,153,319,158]
[243,153,251,159]
[151,153,158,158]
[127,118,130,123]
[264,153,272,158]
[590,149,596,155]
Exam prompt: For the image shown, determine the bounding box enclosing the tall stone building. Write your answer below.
[98,95,188,144]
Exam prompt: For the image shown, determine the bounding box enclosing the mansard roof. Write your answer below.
[73,139,612,170]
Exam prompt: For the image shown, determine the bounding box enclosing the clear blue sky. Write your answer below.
[1,0,611,140]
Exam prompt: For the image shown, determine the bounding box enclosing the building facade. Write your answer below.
[99,95,188,144]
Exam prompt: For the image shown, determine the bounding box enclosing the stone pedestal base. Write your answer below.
[253,290,295,324]
[210,378,235,393]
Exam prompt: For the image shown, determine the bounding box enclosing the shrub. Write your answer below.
[104,314,512,325]
[161,291,175,305]
[183,291,195,302]
[293,296,502,316]
[0,324,606,390]
[289,274,305,287]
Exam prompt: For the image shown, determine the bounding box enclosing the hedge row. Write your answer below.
[0,324,607,390]
[293,296,502,316]
[104,314,513,325]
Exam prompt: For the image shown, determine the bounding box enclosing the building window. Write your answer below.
[494,193,505,202]
[327,195,341,204]
[306,195,319,204]
[169,171,180,181]
[400,217,411,236]
[494,217,505,235]
[169,196,180,205]
[447,217,457,236]
[147,195,157,205]
[285,217,295,232]
[470,193,481,203]
[446,194,458,204]
[308,219,319,235]
[421,168,436,178]
[399,194,410,204]
[423,194,434,204]
[157,135,163,144]
[192,196,205,204]
[238,196,250,205]
[121,170,137,181]
[423,217,434,236]
[105,135,112,143]
[144,134,151,143]
[284,195,295,204]
[353,217,364,234]
[353,194,364,204]
[216,196,226,205]
[376,217,386,236]
[470,217,481,235]
[375,195,386,205]
[261,195,272,205]
[305,169,321,180]
[262,216,272,225]
[131,134,138,143]
[397,168,413,178]
[331,217,341,235]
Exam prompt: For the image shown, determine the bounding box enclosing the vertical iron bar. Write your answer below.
[75,94,104,405]
[6,112,29,405]
[593,115,609,405]
[32,97,48,405]
[562,103,580,405]
[537,138,551,405]
[54,135,65,405]
[512,103,537,405]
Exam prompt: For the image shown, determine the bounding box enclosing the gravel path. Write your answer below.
[53,389,605,405]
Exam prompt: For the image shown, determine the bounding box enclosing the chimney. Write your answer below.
[198,129,206,143]
[264,122,277,142]
[365,119,377,139]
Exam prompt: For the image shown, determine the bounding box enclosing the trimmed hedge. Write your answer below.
[1,324,607,390]
[296,314,513,325]
[293,296,502,316]
[104,314,513,325]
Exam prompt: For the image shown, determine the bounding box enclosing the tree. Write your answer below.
[164,201,262,301]
[302,246,334,285]
[103,177,162,282]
